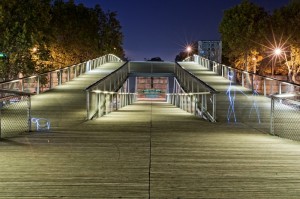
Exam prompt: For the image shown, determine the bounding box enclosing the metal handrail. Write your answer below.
[167,77,217,122]
[191,54,300,96]
[0,54,122,95]
[175,62,219,94]
[85,61,129,91]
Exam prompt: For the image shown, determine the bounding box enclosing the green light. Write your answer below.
[0,53,7,58]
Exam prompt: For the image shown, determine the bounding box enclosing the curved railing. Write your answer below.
[191,54,300,96]
[0,54,122,138]
[0,54,122,95]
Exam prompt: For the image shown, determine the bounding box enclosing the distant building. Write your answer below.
[198,40,222,63]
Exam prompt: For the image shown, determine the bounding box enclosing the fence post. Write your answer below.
[86,90,90,120]
[21,79,25,92]
[242,72,245,87]
[37,76,40,94]
[279,82,282,94]
[212,94,217,121]
[59,69,62,85]
[28,95,32,132]
[270,97,275,135]
[50,72,53,89]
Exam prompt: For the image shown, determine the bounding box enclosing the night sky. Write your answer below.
[74,0,290,61]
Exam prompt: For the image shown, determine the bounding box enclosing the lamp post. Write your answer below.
[186,46,192,58]
[271,47,283,77]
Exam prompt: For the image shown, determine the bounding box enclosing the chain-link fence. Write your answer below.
[0,90,31,138]
[271,94,300,141]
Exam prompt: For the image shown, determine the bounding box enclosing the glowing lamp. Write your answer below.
[274,48,282,55]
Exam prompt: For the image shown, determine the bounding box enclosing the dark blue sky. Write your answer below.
[74,0,290,61]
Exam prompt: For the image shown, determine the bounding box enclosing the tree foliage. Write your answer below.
[0,0,124,81]
[0,0,51,80]
[219,0,268,72]
[219,0,300,83]
[271,0,300,83]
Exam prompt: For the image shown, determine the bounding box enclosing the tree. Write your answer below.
[0,0,125,81]
[96,8,124,59]
[50,1,125,67]
[219,0,269,72]
[0,0,52,80]
[50,0,100,67]
[271,0,300,83]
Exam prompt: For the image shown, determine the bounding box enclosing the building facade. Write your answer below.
[198,40,222,63]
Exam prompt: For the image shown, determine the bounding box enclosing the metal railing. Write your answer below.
[0,89,32,138]
[0,54,122,138]
[192,55,300,96]
[173,63,219,122]
[85,62,137,120]
[0,54,122,94]
[271,93,300,141]
[188,54,300,138]
[167,77,217,122]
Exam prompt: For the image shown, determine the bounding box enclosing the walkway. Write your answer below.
[1,101,300,198]
[31,62,124,128]
[1,62,300,198]
[179,61,272,132]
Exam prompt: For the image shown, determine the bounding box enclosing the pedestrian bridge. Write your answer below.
[0,54,300,198]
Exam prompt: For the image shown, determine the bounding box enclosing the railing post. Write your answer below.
[86,90,90,119]
[59,69,62,85]
[264,78,266,96]
[37,76,40,94]
[251,74,254,93]
[270,97,275,135]
[50,72,53,89]
[279,82,282,94]
[68,67,70,82]
[21,79,25,92]
[212,94,217,121]
[28,95,32,132]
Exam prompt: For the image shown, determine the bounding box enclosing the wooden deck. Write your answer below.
[1,101,300,198]
[1,62,300,198]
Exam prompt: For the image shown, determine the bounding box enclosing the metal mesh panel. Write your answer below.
[0,94,30,138]
[272,96,300,141]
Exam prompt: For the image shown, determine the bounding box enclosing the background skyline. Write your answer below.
[74,0,290,61]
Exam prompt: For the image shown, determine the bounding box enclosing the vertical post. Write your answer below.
[190,95,193,113]
[74,65,77,78]
[264,79,266,97]
[270,97,275,135]
[194,95,197,116]
[68,67,70,82]
[251,74,254,93]
[28,95,32,132]
[59,69,62,85]
[21,79,25,92]
[212,94,217,121]
[86,90,90,120]
[270,80,274,96]
[50,72,53,89]
[242,72,245,87]
[279,82,282,94]
[37,76,40,95]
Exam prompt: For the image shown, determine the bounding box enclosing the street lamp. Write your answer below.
[272,47,284,76]
[274,48,282,56]
[186,46,192,58]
